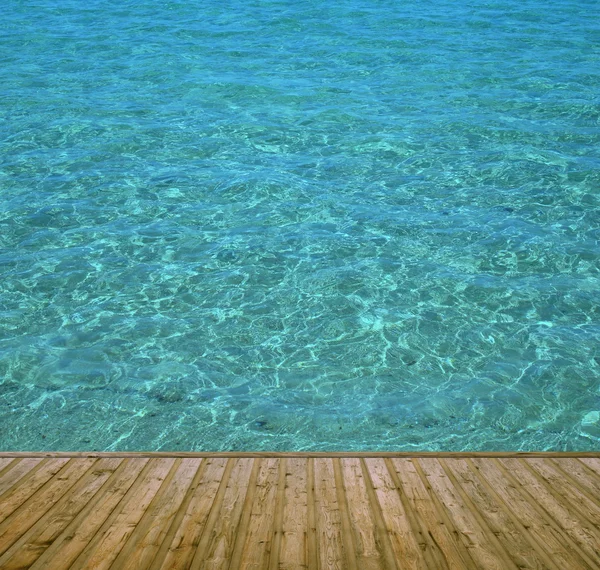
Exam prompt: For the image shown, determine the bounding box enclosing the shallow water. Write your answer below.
[1,0,599,451]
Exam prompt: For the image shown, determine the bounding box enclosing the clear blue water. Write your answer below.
[1,0,599,451]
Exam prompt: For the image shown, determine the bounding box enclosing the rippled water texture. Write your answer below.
[1,0,599,451]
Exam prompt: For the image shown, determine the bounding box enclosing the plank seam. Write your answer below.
[148,457,208,570]
[0,458,92,554]
[198,459,254,570]
[110,457,184,570]
[332,458,359,570]
[552,458,600,509]
[186,458,239,570]
[577,458,600,478]
[0,457,122,569]
[516,459,600,556]
[437,458,519,570]
[411,458,479,570]
[460,458,561,570]
[27,458,146,570]
[359,458,400,570]
[541,459,600,525]
[0,459,21,481]
[384,457,444,569]
[268,457,287,570]
[492,458,600,570]
[575,457,600,481]
[306,457,319,570]
[68,457,163,569]
[0,458,50,505]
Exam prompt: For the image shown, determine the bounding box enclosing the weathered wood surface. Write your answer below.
[0,455,598,569]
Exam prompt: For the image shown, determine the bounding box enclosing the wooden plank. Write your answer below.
[530,459,600,525]
[268,457,287,570]
[69,458,177,570]
[0,459,69,524]
[0,458,44,498]
[500,458,600,566]
[383,458,442,569]
[553,458,600,497]
[29,458,150,570]
[332,458,358,570]
[0,454,599,570]
[204,459,261,570]
[578,458,600,479]
[183,458,254,570]
[0,458,19,479]
[237,457,280,570]
[278,457,308,570]
[306,458,319,570]
[411,459,488,569]
[363,458,426,570]
[441,458,558,570]
[162,457,232,570]
[472,458,597,570]
[390,458,473,570]
[417,458,517,570]
[147,458,208,570]
[0,458,97,557]
[111,458,201,570]
[339,457,395,570]
[360,458,401,570]
[0,458,122,570]
[314,457,344,570]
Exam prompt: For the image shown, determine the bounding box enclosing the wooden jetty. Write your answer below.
[0,452,600,569]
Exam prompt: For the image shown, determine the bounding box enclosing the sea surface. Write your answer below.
[1,0,599,451]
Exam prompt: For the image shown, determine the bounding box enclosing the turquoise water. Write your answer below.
[1,0,599,451]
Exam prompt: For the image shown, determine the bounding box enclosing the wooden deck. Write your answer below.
[1,453,600,569]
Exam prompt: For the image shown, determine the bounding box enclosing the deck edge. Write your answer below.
[1,452,599,458]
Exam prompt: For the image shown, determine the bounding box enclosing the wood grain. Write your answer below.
[279,457,309,570]
[0,458,44,498]
[500,458,600,568]
[112,458,201,570]
[418,458,516,570]
[339,458,391,570]
[363,458,425,570]
[238,457,279,570]
[69,458,176,570]
[314,458,344,570]
[189,458,253,570]
[391,458,471,569]
[0,458,122,569]
[29,458,150,570]
[162,457,231,570]
[0,459,69,525]
[0,458,17,478]
[0,454,598,569]
[472,457,597,570]
[441,458,557,570]
[0,458,96,556]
